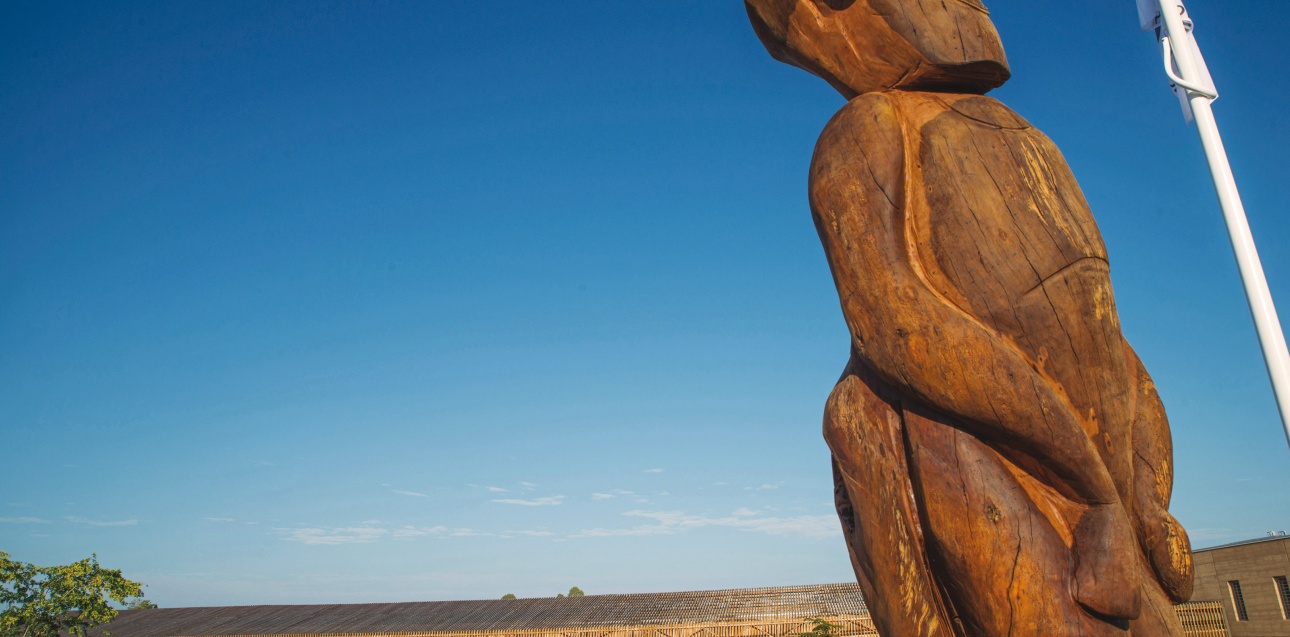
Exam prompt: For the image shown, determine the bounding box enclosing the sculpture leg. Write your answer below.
[824,355,955,637]
[903,410,1128,637]
[1129,575,1189,637]
[1011,270,1145,620]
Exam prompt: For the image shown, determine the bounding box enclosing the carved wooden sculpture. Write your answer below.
[745,2,1194,635]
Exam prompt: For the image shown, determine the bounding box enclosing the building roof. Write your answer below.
[98,583,870,637]
[1192,533,1290,553]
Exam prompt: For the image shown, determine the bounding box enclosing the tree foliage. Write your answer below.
[555,586,585,599]
[0,551,148,637]
[500,594,516,600]
[797,617,839,637]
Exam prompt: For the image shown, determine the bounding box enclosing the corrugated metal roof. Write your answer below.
[1192,534,1289,553]
[97,583,869,637]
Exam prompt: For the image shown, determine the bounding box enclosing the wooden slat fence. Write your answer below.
[94,584,1229,637]
[1174,600,1229,637]
[309,616,879,637]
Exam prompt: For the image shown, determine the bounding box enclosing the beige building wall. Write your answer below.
[1190,536,1290,637]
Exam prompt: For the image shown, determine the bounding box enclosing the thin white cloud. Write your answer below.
[486,486,508,493]
[392,525,449,538]
[492,496,566,506]
[276,526,389,545]
[276,523,503,545]
[571,509,838,540]
[573,524,675,538]
[64,516,137,527]
[643,468,664,473]
[391,490,428,498]
[274,520,557,544]
[1187,527,1235,542]
[203,517,236,523]
[518,481,538,490]
[627,510,689,525]
[591,493,615,501]
[0,517,50,524]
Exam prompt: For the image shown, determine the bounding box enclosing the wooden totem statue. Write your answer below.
[745,2,1194,635]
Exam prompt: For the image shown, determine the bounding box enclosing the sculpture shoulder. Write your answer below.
[813,90,985,163]
[813,92,905,170]
[810,93,907,214]
[824,92,906,132]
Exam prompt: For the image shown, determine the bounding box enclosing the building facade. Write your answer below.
[1191,534,1290,636]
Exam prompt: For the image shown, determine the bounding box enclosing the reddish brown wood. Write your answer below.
[746,2,1194,635]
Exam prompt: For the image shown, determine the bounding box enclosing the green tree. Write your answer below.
[567,587,584,598]
[500,594,516,600]
[798,617,839,637]
[1,551,147,637]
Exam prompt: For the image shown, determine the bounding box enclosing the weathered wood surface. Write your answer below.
[746,0,1010,98]
[746,1,1194,635]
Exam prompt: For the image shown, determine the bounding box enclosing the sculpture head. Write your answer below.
[746,0,1010,98]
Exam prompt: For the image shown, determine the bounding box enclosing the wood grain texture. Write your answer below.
[746,1,1193,635]
[745,0,1009,98]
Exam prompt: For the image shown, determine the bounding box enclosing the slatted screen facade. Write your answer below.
[97,583,1229,637]
[96,585,876,637]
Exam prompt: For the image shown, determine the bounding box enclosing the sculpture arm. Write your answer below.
[810,93,1119,505]
[1124,342,1193,601]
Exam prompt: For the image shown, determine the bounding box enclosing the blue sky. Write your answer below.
[2,0,1287,607]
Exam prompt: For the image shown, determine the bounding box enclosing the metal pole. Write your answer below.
[1156,0,1290,449]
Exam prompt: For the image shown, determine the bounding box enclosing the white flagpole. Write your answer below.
[1141,0,1290,450]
